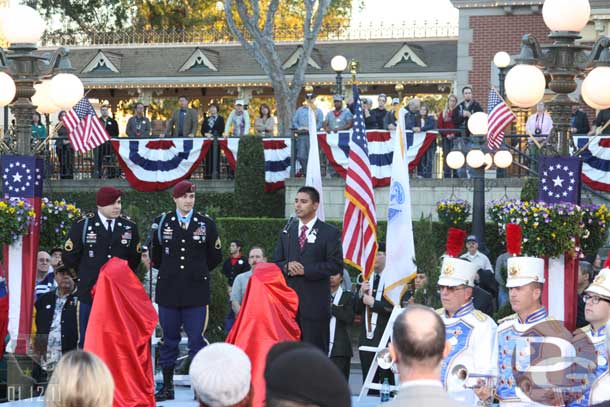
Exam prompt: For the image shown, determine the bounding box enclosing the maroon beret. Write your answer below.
[172,180,196,198]
[96,186,122,207]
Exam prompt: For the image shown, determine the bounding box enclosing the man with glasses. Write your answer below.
[573,266,610,406]
[436,256,498,405]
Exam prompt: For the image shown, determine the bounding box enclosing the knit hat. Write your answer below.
[505,224,545,288]
[189,343,251,407]
[172,180,196,198]
[96,186,122,207]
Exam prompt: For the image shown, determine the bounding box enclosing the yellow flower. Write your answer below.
[8,208,15,214]
[0,202,7,209]
[18,201,24,207]
[551,232,556,238]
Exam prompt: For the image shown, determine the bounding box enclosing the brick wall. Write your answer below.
[468,14,550,109]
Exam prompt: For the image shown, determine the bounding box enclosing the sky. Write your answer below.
[351,0,458,25]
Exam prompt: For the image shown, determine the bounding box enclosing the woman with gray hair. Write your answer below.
[45,350,114,407]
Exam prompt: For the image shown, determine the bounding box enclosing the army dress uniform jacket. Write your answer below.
[437,301,498,406]
[151,212,222,308]
[62,213,141,304]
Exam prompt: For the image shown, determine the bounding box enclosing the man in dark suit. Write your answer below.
[273,186,343,353]
[97,105,120,178]
[222,239,249,286]
[329,271,354,380]
[386,305,469,407]
[164,95,199,138]
[150,180,222,401]
[355,243,394,390]
[571,103,590,135]
[62,186,141,347]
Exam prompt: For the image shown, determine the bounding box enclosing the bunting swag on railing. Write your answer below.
[111,130,437,192]
[574,135,610,192]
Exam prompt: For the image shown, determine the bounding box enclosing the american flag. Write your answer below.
[341,85,378,280]
[486,88,516,150]
[62,98,110,153]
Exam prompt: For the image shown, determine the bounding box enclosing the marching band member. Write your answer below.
[437,228,498,406]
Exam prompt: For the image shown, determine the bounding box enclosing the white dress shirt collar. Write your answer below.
[97,211,115,231]
[298,216,318,234]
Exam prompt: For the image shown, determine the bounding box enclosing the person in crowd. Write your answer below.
[328,271,354,380]
[225,99,251,137]
[384,98,401,130]
[34,265,78,378]
[223,240,249,287]
[436,256,498,405]
[355,243,394,391]
[45,350,114,407]
[370,93,389,130]
[163,95,199,138]
[525,101,553,137]
[231,246,265,316]
[35,251,56,300]
[571,101,590,135]
[494,251,510,309]
[362,98,378,129]
[403,97,421,130]
[49,247,63,270]
[254,103,275,136]
[97,105,119,178]
[452,86,483,137]
[273,186,343,353]
[460,235,493,274]
[32,112,47,140]
[576,260,594,328]
[291,93,324,176]
[125,102,151,138]
[264,343,351,407]
[589,319,610,405]
[201,103,225,138]
[189,343,253,407]
[385,305,466,407]
[589,107,610,135]
[150,180,222,401]
[411,104,436,178]
[55,111,73,179]
[140,245,157,299]
[324,95,353,133]
[574,265,610,406]
[588,253,603,276]
[62,186,141,347]
[437,95,460,178]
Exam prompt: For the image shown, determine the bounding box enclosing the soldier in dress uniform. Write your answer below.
[62,186,141,348]
[436,256,498,406]
[150,180,222,402]
[575,266,610,406]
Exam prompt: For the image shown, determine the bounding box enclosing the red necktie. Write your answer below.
[298,225,308,250]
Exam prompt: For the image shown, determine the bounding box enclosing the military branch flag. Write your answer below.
[383,107,417,306]
[486,88,516,150]
[305,103,325,220]
[62,98,110,153]
[538,156,582,204]
[342,85,378,280]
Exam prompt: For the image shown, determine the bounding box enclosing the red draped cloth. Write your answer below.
[84,258,158,407]
[226,262,301,407]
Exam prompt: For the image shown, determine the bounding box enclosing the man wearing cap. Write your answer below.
[292,93,324,175]
[492,255,553,406]
[355,243,394,390]
[150,180,222,401]
[324,95,353,133]
[384,98,401,130]
[572,266,610,406]
[436,256,498,406]
[224,99,251,137]
[460,235,493,275]
[163,95,199,138]
[62,186,141,347]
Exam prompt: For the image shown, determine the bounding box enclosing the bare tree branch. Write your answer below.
[262,0,280,38]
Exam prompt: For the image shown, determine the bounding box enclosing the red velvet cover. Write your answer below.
[84,258,158,407]
[226,263,301,407]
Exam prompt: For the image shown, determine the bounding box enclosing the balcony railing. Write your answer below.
[40,22,458,47]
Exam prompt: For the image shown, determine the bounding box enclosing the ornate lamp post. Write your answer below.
[446,112,513,249]
[0,5,83,155]
[504,0,610,157]
[330,55,348,96]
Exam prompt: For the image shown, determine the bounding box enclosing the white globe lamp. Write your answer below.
[494,150,513,169]
[50,73,84,110]
[468,112,489,135]
[505,64,546,108]
[466,149,485,169]
[0,72,16,107]
[446,150,465,170]
[0,6,45,44]
[581,67,610,109]
[32,81,61,114]
[542,0,590,32]
[331,55,348,73]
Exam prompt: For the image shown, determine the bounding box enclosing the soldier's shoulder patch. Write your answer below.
[64,238,74,252]
[472,310,488,322]
[498,313,518,325]
[435,307,445,316]
[136,242,142,253]
[215,236,221,250]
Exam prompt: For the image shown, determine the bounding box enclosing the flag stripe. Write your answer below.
[62,98,110,153]
[487,89,515,150]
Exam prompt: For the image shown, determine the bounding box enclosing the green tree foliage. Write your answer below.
[29,0,131,33]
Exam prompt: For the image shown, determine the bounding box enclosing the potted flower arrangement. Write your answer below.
[39,198,81,250]
[0,198,36,246]
[436,199,471,227]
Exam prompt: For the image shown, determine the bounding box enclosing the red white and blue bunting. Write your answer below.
[574,135,610,192]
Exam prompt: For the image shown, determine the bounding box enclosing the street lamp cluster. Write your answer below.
[0,5,84,155]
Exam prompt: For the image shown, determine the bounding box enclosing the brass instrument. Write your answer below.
[376,348,398,373]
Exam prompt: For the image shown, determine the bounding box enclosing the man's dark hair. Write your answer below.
[231,240,243,249]
[178,95,188,101]
[297,186,320,203]
[50,247,63,256]
[462,86,472,94]
[392,305,446,368]
[249,245,265,257]
[579,260,593,283]
[135,102,144,109]
[54,265,68,275]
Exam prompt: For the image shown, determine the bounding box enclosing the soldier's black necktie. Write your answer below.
[107,219,113,234]
[180,221,187,230]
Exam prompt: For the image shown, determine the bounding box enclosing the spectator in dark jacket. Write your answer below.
[589,107,610,136]
[370,94,389,130]
[452,86,483,136]
[571,103,590,135]
[409,104,436,178]
[362,98,378,129]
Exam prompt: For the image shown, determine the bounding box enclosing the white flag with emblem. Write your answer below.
[306,104,325,220]
[383,108,417,306]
